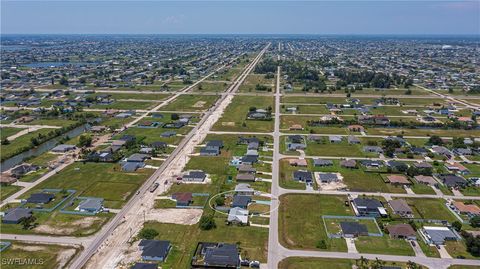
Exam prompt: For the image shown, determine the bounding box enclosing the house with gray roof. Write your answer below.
[51,144,76,153]
[313,159,333,167]
[139,240,171,262]
[420,226,460,245]
[78,198,104,213]
[2,208,32,224]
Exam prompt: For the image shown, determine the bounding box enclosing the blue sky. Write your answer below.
[1,1,479,35]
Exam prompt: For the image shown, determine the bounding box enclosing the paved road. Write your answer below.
[0,234,92,246]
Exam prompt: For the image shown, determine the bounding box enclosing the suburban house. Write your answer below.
[329,135,342,143]
[172,192,193,206]
[10,163,39,178]
[0,173,17,185]
[360,160,383,169]
[451,201,480,218]
[313,159,333,167]
[347,125,364,132]
[191,242,240,269]
[51,144,76,153]
[293,170,313,184]
[232,195,251,209]
[200,140,224,156]
[287,135,306,151]
[444,162,470,175]
[2,207,33,224]
[139,240,171,262]
[317,173,340,183]
[340,159,357,169]
[78,198,104,213]
[363,146,383,154]
[25,193,55,204]
[347,135,361,144]
[388,199,413,218]
[387,224,416,240]
[340,222,368,238]
[352,197,387,217]
[236,173,255,182]
[182,170,207,182]
[414,175,438,186]
[227,207,249,225]
[151,141,168,150]
[161,131,176,138]
[437,174,467,188]
[387,175,411,186]
[234,184,255,196]
[413,162,433,170]
[288,158,308,167]
[420,226,461,245]
[431,146,454,159]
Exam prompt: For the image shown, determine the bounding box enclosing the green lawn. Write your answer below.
[212,95,274,132]
[354,235,415,256]
[404,198,457,222]
[0,185,22,201]
[90,100,157,110]
[161,94,219,112]
[0,128,53,161]
[0,127,25,139]
[279,194,351,251]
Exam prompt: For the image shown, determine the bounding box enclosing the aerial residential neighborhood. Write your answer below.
[0,1,480,269]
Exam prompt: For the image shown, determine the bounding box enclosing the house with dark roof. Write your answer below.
[191,242,240,269]
[78,198,104,213]
[183,171,207,182]
[363,146,383,154]
[25,193,55,204]
[437,174,467,188]
[293,171,313,183]
[352,198,387,217]
[317,173,340,183]
[232,195,251,209]
[360,160,383,169]
[340,222,368,238]
[51,144,76,153]
[10,164,39,178]
[161,131,176,137]
[139,240,171,262]
[122,162,144,172]
[2,208,32,224]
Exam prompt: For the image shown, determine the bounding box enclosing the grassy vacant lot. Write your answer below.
[90,100,157,110]
[93,92,170,101]
[192,81,229,92]
[161,94,219,112]
[279,194,351,252]
[445,240,479,260]
[305,139,377,158]
[21,162,153,209]
[403,198,456,222]
[279,158,307,190]
[280,116,349,134]
[239,73,274,92]
[281,104,330,114]
[0,242,80,269]
[311,160,405,193]
[0,127,25,139]
[212,95,274,132]
[279,257,410,269]
[0,185,22,201]
[354,235,415,256]
[143,219,268,269]
[23,118,79,128]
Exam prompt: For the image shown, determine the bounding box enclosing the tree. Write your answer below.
[470,216,480,228]
[371,258,385,269]
[355,256,369,269]
[1,138,10,145]
[78,135,92,147]
[138,228,159,239]
[20,215,37,230]
[407,260,421,269]
[215,196,225,206]
[428,135,443,145]
[59,76,69,86]
[199,215,216,230]
[171,113,179,120]
[452,221,463,232]
[316,239,327,249]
